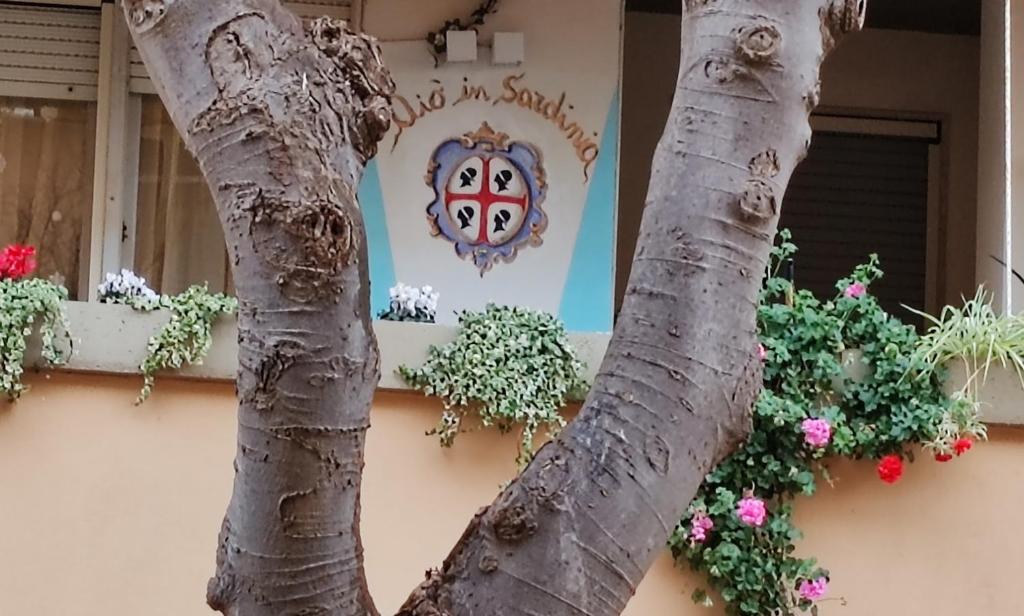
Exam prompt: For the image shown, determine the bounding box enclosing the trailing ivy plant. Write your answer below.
[0,244,72,401]
[399,304,587,465]
[128,284,237,403]
[671,231,986,615]
[0,276,72,401]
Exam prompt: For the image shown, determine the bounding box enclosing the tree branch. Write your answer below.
[398,2,866,614]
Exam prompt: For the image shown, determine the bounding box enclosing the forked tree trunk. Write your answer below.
[123,1,393,614]
[398,1,864,614]
[125,0,864,614]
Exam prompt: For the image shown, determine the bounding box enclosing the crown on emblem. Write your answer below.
[459,122,511,150]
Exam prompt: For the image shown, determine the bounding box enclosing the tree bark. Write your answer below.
[127,0,865,614]
[123,1,393,614]
[398,1,865,614]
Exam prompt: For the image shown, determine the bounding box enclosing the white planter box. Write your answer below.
[24,302,611,394]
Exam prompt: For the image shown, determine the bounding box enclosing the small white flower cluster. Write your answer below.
[380,283,439,323]
[97,269,160,305]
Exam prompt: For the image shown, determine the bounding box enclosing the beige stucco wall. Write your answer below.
[1,373,1023,615]
[619,15,980,309]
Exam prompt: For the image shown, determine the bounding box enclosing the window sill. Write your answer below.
[25,303,1024,426]
[25,301,612,393]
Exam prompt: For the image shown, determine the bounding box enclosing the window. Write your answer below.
[0,1,360,302]
[781,116,941,322]
[132,96,230,296]
[0,1,102,300]
[0,97,96,298]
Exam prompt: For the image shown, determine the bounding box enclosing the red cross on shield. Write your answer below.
[445,155,529,246]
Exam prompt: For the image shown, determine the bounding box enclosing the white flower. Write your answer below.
[97,269,159,304]
[382,282,439,322]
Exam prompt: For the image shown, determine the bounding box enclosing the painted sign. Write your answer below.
[358,0,621,332]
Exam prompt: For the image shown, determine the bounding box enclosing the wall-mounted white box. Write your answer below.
[446,30,478,62]
[493,32,525,65]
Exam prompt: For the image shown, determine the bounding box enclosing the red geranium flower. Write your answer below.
[934,453,953,463]
[0,244,37,280]
[954,438,973,456]
[877,455,903,484]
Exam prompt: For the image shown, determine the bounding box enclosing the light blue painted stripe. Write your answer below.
[358,159,397,317]
[559,92,619,333]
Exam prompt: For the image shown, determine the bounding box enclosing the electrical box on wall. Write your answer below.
[445,30,478,62]
[492,32,525,64]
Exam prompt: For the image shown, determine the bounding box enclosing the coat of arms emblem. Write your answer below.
[425,123,548,274]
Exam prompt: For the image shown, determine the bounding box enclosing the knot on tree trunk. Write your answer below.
[396,570,451,616]
[734,22,782,64]
[306,17,396,164]
[124,0,174,33]
[230,186,360,302]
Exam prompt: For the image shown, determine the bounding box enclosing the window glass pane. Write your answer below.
[134,96,231,296]
[0,97,96,299]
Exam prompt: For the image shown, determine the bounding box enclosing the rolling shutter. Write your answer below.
[780,130,934,321]
[0,4,101,101]
[129,0,357,94]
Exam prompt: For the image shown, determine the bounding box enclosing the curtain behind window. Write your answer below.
[0,98,96,299]
[134,96,231,296]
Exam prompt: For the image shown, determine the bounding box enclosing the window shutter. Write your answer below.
[780,132,932,321]
[129,0,356,95]
[0,4,101,101]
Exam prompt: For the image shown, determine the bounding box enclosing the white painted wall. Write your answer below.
[619,14,981,308]
[362,0,621,328]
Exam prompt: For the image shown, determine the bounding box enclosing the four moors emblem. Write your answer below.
[426,123,548,274]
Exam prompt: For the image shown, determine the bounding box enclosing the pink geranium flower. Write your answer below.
[798,577,829,601]
[801,418,832,448]
[689,512,714,544]
[843,282,867,299]
[736,496,767,527]
[758,343,767,362]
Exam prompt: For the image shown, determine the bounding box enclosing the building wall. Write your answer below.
[357,0,621,331]
[619,14,980,308]
[1,374,1023,615]
[977,0,1010,311]
[1013,0,1024,312]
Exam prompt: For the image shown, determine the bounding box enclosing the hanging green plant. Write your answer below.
[398,304,587,466]
[672,231,992,615]
[131,283,237,404]
[0,244,72,401]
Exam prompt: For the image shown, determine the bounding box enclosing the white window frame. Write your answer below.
[0,0,363,300]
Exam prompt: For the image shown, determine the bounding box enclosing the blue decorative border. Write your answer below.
[559,92,619,332]
[357,160,397,316]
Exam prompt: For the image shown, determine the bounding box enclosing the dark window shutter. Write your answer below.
[780,132,931,321]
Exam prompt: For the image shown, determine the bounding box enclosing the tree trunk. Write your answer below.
[398,1,865,614]
[127,0,865,614]
[123,1,393,614]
